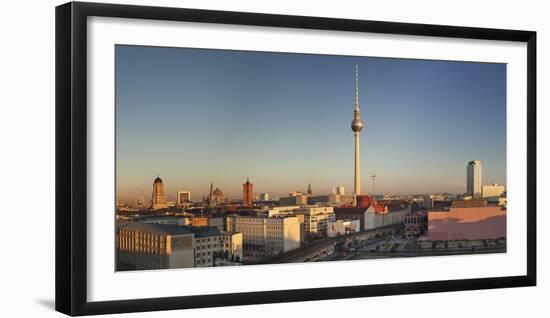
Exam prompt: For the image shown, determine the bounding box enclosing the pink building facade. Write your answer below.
[428,206,506,240]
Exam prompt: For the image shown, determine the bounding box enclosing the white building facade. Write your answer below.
[327,219,361,237]
[467,160,482,197]
[294,206,336,238]
[226,215,301,256]
[482,182,505,198]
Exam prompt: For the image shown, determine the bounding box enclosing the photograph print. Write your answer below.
[115,45,507,271]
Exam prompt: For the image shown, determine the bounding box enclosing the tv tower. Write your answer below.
[371,172,377,198]
[351,65,364,206]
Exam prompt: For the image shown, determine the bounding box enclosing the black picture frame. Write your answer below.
[55,1,537,316]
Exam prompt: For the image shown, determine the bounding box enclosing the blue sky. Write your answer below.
[115,45,506,201]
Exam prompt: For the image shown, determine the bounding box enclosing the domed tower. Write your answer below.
[351,65,364,205]
[151,175,167,210]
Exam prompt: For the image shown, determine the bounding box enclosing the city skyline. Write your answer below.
[116,45,506,201]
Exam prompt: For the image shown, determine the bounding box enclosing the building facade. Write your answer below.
[243,177,253,206]
[327,219,361,237]
[226,215,301,256]
[116,222,194,270]
[279,193,308,206]
[176,191,191,205]
[482,183,505,198]
[428,206,506,240]
[364,204,407,230]
[151,176,167,210]
[294,206,335,238]
[467,160,482,197]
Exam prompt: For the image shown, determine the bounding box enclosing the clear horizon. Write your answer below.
[115,45,506,202]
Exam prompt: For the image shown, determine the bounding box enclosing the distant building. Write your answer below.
[209,217,225,232]
[243,177,253,206]
[151,176,167,210]
[259,193,270,202]
[364,202,407,230]
[208,182,225,207]
[482,183,505,198]
[308,195,330,205]
[332,185,345,195]
[327,219,360,237]
[177,191,191,205]
[328,193,354,205]
[334,207,369,230]
[279,192,308,206]
[467,160,482,197]
[428,206,506,240]
[452,198,487,208]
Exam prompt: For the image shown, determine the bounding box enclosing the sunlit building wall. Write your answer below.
[467,160,482,197]
[428,206,506,240]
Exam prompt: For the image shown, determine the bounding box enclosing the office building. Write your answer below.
[116,222,194,270]
[294,206,335,238]
[482,183,505,198]
[467,160,482,197]
[226,215,301,256]
[259,193,270,202]
[279,193,308,206]
[177,191,191,205]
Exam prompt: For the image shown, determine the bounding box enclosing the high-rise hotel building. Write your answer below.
[467,160,482,197]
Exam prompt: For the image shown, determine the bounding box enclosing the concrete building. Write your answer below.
[364,203,407,230]
[404,210,428,239]
[482,183,505,198]
[219,231,243,264]
[308,195,330,205]
[327,219,360,237]
[190,226,222,267]
[333,207,368,230]
[176,191,191,205]
[467,160,482,197]
[332,185,345,195]
[226,215,301,256]
[209,217,225,232]
[151,176,167,210]
[328,193,354,205]
[259,193,270,202]
[279,193,308,206]
[428,206,506,240]
[116,222,194,270]
[294,206,335,238]
[116,222,244,270]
